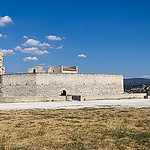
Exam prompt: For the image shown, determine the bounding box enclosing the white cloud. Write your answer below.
[56,45,63,49]
[21,47,49,55]
[78,54,87,58]
[39,42,53,49]
[0,33,7,38]
[46,35,62,41]
[22,39,52,49]
[23,36,28,39]
[22,39,40,47]
[0,48,15,55]
[14,46,22,50]
[0,16,13,26]
[23,56,38,61]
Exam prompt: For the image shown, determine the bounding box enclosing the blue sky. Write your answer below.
[0,0,150,78]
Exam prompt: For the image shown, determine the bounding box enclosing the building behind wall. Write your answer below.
[28,66,46,73]
[48,65,78,74]
[28,65,78,74]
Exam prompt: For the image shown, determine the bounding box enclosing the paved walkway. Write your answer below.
[0,99,150,110]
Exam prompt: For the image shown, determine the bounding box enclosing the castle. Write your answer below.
[0,52,146,102]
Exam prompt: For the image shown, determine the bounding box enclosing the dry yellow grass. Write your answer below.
[0,107,149,150]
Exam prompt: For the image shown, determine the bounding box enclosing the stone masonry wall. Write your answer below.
[48,65,63,73]
[36,73,123,99]
[1,73,124,100]
[2,74,37,97]
[28,66,46,73]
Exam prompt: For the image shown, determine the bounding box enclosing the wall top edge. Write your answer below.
[3,73,123,76]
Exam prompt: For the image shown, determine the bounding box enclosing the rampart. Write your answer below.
[0,73,124,102]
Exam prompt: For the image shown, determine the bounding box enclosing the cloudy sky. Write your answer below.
[0,0,150,78]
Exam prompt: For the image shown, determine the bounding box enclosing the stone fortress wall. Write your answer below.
[1,73,125,102]
[2,74,37,97]
[36,73,123,98]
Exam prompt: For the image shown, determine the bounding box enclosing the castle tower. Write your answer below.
[0,52,5,75]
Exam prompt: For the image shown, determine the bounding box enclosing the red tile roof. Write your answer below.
[63,67,77,71]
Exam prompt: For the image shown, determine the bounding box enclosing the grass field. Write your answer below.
[0,107,150,150]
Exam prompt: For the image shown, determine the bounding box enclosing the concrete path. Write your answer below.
[0,99,150,111]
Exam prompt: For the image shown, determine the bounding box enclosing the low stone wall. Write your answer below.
[83,93,146,101]
[0,93,146,103]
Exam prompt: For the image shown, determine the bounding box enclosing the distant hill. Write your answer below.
[124,78,150,85]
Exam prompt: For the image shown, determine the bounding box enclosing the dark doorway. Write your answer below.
[33,69,36,73]
[61,90,66,96]
[72,95,81,101]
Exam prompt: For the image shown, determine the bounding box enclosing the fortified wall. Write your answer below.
[1,73,124,102]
